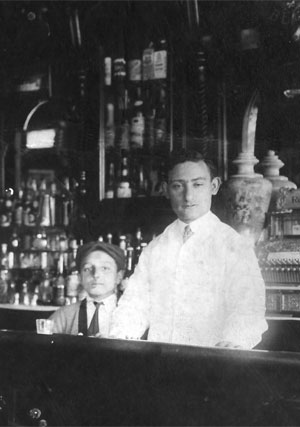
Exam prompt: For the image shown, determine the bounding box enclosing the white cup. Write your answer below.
[36,319,54,335]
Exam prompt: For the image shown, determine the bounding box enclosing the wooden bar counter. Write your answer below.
[0,327,300,426]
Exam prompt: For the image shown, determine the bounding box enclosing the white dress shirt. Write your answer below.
[86,293,117,337]
[110,211,268,349]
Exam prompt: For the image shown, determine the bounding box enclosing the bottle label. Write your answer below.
[154,50,167,79]
[131,114,145,148]
[128,59,142,81]
[117,182,132,198]
[113,58,126,78]
[8,252,14,269]
[104,57,112,86]
[105,103,115,148]
[120,120,130,151]
[105,189,114,199]
[142,48,155,81]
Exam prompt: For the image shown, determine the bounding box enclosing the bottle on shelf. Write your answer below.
[120,246,134,293]
[142,41,155,82]
[20,281,30,306]
[53,253,66,306]
[154,86,168,154]
[9,228,20,251]
[144,91,155,154]
[154,38,168,82]
[0,269,9,303]
[60,176,73,227]
[135,163,149,197]
[105,161,115,199]
[23,178,39,227]
[118,91,130,153]
[7,280,16,305]
[127,23,142,86]
[107,233,113,244]
[116,155,132,198]
[13,188,24,227]
[49,181,57,226]
[0,244,8,270]
[105,99,116,150]
[133,227,144,267]
[66,243,79,305]
[0,188,13,227]
[130,86,145,151]
[38,270,53,305]
[39,193,52,227]
[9,230,20,267]
[30,287,39,306]
[104,55,112,87]
[119,235,127,254]
[77,170,88,220]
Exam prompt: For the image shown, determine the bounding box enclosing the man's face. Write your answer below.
[80,250,121,300]
[165,160,220,224]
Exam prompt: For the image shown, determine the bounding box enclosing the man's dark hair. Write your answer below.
[167,149,218,180]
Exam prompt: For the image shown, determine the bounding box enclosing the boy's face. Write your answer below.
[80,250,122,300]
[165,160,220,224]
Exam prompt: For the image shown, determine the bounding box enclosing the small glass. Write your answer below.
[36,319,54,335]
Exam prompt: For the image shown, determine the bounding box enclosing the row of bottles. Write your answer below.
[0,171,88,228]
[104,37,170,155]
[105,153,167,199]
[0,230,78,270]
[0,225,149,306]
[0,250,81,307]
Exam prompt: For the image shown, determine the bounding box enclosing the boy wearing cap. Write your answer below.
[49,241,125,336]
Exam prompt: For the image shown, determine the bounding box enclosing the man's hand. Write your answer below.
[215,341,244,349]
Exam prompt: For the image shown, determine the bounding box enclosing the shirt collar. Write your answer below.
[86,292,117,309]
[177,210,213,235]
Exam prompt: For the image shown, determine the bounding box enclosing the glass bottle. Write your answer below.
[77,171,87,220]
[61,177,72,227]
[53,253,66,306]
[105,161,115,199]
[23,178,39,227]
[105,100,115,150]
[7,280,16,305]
[142,41,155,82]
[154,86,168,154]
[116,156,132,198]
[0,189,13,227]
[120,246,134,294]
[38,270,53,305]
[20,281,30,306]
[66,245,79,305]
[8,230,20,269]
[13,188,24,227]
[135,164,149,198]
[119,235,127,254]
[0,269,9,303]
[130,87,145,151]
[154,38,168,81]
[0,244,8,270]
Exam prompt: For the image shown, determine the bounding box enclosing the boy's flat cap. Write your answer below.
[76,241,126,271]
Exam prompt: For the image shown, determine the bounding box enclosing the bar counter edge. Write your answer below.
[0,330,300,426]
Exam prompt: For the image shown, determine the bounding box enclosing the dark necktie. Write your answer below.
[87,302,102,336]
[183,225,193,243]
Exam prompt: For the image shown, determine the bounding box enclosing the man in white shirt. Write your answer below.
[110,150,268,349]
[50,242,125,336]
